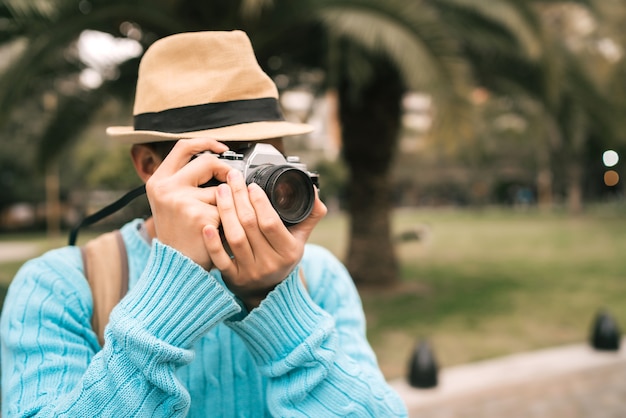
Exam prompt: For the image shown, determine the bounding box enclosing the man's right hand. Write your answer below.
[145,137,231,270]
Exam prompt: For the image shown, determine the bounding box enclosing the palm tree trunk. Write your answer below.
[566,161,583,215]
[535,144,553,211]
[345,167,398,286]
[563,104,588,215]
[338,57,404,287]
[45,160,61,239]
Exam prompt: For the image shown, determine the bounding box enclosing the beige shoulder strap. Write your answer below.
[81,230,129,346]
[299,269,307,289]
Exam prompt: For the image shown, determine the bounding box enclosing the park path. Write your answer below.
[0,242,40,263]
[390,340,626,417]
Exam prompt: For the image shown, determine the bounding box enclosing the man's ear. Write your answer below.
[131,144,162,182]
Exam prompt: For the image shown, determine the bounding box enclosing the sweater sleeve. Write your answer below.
[226,244,408,417]
[0,241,241,417]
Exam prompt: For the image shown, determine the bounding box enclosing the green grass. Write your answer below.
[3,206,626,380]
[310,205,626,378]
[0,233,69,285]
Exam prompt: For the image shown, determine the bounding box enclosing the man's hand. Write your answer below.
[203,169,327,309]
[145,138,231,270]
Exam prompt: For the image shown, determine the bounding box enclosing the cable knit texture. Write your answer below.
[1,219,407,417]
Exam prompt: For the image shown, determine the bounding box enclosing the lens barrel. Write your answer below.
[248,165,315,225]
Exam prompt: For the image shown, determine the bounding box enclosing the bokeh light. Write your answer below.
[604,170,619,187]
[602,150,619,167]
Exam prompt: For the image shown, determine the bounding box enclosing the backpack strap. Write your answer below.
[80,229,306,345]
[299,269,307,289]
[80,230,129,346]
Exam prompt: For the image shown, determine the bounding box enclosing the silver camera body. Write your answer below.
[208,143,318,225]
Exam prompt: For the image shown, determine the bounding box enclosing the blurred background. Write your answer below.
[2,0,626,391]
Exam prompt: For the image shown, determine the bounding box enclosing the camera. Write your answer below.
[203,143,319,226]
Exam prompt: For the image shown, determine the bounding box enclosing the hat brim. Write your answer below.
[106,120,314,144]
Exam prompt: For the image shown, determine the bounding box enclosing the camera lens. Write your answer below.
[248,165,315,225]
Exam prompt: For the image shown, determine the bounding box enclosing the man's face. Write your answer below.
[134,138,287,183]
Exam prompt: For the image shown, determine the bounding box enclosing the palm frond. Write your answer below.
[35,55,140,169]
[0,2,183,127]
[317,2,469,94]
[35,91,100,169]
[438,0,543,59]
[3,0,60,20]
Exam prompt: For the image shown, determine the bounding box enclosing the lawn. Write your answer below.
[308,204,626,379]
[2,205,626,380]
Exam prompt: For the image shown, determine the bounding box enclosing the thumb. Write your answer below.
[290,193,327,242]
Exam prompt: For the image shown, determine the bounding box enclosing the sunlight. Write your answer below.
[77,30,143,89]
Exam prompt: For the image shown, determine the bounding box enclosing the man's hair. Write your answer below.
[143,138,286,162]
[144,141,177,161]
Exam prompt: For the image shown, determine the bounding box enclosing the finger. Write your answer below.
[186,186,220,205]
[289,190,327,243]
[247,183,293,251]
[216,182,254,262]
[157,137,229,175]
[199,204,223,230]
[227,170,265,244]
[203,225,235,273]
[174,152,232,187]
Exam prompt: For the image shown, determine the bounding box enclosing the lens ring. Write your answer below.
[248,165,315,225]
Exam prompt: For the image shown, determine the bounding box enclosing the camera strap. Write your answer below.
[68,184,147,246]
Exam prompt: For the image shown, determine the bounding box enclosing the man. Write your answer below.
[1,30,407,417]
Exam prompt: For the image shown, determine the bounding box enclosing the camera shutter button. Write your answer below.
[222,151,243,160]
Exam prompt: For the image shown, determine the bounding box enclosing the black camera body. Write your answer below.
[206,143,319,226]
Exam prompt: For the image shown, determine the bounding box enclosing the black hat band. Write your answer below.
[134,97,284,134]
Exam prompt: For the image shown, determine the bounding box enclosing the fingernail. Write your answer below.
[217,183,230,197]
[248,183,263,195]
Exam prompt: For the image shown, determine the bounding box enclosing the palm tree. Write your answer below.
[291,0,558,285]
[545,3,626,213]
[235,0,577,285]
[460,2,621,214]
[0,0,456,286]
[0,0,601,284]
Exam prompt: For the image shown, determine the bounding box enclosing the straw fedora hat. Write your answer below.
[106,30,313,143]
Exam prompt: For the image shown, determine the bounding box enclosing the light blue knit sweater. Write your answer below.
[1,219,407,417]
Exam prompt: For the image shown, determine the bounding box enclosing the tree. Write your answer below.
[0,0,463,286]
[462,1,623,213]
[301,0,560,284]
[0,0,603,284]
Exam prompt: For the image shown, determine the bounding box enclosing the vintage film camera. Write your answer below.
[204,143,319,226]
